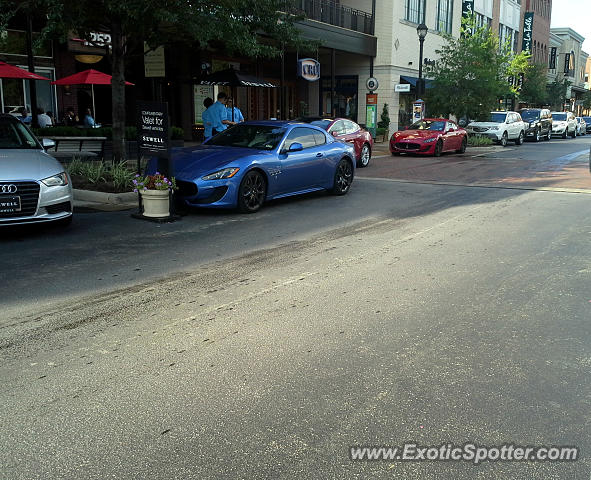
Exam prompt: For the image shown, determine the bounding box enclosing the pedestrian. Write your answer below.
[226,98,244,123]
[63,107,79,126]
[202,97,214,142]
[46,111,55,125]
[37,108,53,128]
[18,107,32,125]
[209,92,235,135]
[83,108,96,128]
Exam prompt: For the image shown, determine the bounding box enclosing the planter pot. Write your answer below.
[140,189,170,218]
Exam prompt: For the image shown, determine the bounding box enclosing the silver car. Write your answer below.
[1,114,73,226]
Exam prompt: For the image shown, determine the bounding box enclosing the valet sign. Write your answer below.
[137,101,170,158]
[297,58,320,81]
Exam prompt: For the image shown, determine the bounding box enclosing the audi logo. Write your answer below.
[1,184,17,194]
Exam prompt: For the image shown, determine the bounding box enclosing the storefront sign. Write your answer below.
[413,99,425,122]
[395,84,411,92]
[564,53,571,74]
[144,43,166,78]
[68,31,112,55]
[522,12,534,54]
[366,93,377,139]
[461,0,475,37]
[366,77,379,91]
[137,101,170,158]
[297,59,320,82]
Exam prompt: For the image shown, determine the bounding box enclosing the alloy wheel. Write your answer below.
[239,171,266,213]
[359,144,371,167]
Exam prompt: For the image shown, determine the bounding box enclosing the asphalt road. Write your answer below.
[1,136,591,479]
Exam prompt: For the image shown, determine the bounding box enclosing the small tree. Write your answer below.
[425,17,529,121]
[581,90,591,115]
[546,79,571,111]
[519,63,549,106]
[378,103,390,129]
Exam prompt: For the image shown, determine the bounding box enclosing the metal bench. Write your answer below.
[43,136,107,161]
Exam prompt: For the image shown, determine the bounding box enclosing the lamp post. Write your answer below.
[416,23,428,99]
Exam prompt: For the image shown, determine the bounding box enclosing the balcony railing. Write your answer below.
[289,0,374,35]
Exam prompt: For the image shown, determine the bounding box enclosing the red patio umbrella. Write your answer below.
[51,69,134,122]
[0,61,51,80]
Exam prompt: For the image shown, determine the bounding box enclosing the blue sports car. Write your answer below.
[148,121,356,213]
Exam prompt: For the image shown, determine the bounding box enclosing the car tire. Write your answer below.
[515,131,524,146]
[456,136,467,154]
[434,139,443,157]
[535,129,541,142]
[545,129,551,141]
[331,158,353,195]
[358,143,371,168]
[562,129,567,139]
[571,128,576,138]
[500,132,508,147]
[237,170,266,213]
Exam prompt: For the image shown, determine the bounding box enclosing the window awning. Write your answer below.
[400,75,433,89]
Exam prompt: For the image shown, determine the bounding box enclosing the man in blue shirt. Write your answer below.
[209,92,235,134]
[202,97,214,142]
[226,98,244,123]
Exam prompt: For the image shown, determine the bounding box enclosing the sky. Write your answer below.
[550,0,591,53]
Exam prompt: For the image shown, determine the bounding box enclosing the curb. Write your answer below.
[73,189,137,205]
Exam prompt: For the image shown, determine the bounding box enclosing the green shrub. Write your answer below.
[376,127,386,138]
[467,135,494,147]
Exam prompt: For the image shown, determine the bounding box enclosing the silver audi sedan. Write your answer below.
[1,114,73,226]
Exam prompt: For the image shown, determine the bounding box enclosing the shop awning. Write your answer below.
[200,68,277,87]
[400,75,433,89]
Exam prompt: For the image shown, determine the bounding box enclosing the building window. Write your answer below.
[436,0,453,34]
[475,13,491,29]
[405,0,426,24]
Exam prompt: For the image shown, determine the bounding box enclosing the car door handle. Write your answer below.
[316,153,324,157]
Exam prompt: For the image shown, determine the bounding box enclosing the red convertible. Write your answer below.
[390,118,467,157]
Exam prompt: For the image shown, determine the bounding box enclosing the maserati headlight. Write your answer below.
[202,167,240,181]
[423,137,437,143]
[41,172,69,187]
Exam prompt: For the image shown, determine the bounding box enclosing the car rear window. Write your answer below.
[520,110,540,121]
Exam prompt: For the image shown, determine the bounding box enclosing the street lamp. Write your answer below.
[416,23,428,99]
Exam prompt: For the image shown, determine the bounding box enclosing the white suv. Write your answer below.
[466,112,526,147]
[551,111,577,139]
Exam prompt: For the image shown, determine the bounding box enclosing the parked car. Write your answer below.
[551,111,577,138]
[575,117,587,136]
[0,114,72,227]
[465,111,526,147]
[583,117,591,134]
[518,108,552,142]
[146,121,356,213]
[298,117,373,168]
[389,118,467,157]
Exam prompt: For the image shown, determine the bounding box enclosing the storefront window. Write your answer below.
[1,79,25,114]
[1,68,56,118]
[320,76,358,121]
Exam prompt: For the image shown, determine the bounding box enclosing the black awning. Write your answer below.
[400,75,433,89]
[200,68,277,88]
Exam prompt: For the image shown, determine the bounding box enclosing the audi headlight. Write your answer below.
[489,126,499,131]
[202,167,240,181]
[423,137,437,143]
[41,172,69,187]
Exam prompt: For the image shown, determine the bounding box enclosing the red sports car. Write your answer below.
[390,118,467,157]
[305,118,374,167]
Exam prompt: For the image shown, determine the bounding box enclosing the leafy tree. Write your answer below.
[425,18,529,121]
[378,103,390,129]
[581,90,591,114]
[518,63,548,106]
[2,1,306,161]
[546,79,571,111]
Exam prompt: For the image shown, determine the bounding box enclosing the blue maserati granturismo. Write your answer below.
[147,121,356,213]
